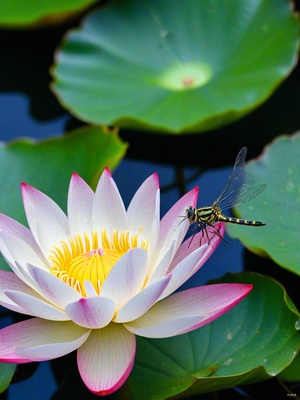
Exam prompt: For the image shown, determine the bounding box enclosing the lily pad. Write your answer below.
[0,0,97,27]
[52,0,299,133]
[227,133,300,276]
[0,125,127,271]
[279,351,300,382]
[125,273,300,399]
[0,363,15,394]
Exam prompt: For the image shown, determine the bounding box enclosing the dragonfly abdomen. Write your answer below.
[217,214,265,226]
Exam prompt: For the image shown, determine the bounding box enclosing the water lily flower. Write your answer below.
[0,169,252,395]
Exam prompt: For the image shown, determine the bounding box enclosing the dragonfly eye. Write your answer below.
[186,206,196,220]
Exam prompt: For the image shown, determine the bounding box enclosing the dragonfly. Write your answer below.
[184,147,266,245]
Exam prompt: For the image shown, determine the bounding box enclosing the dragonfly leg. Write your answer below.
[209,224,228,245]
[200,223,210,246]
[187,222,226,248]
[186,222,201,248]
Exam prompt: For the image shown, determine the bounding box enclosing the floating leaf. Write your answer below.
[279,351,300,382]
[125,273,300,399]
[0,0,97,27]
[0,125,127,270]
[52,0,299,133]
[0,363,15,394]
[227,132,300,276]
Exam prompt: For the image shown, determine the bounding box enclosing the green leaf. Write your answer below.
[0,0,97,27]
[0,125,127,271]
[279,351,300,382]
[51,0,299,133]
[126,273,300,399]
[0,363,15,393]
[227,132,300,276]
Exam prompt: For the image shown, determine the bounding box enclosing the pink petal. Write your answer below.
[170,222,225,271]
[68,173,94,235]
[77,323,135,396]
[156,224,225,300]
[159,187,198,244]
[0,319,90,363]
[125,283,253,338]
[92,168,128,235]
[65,296,116,329]
[21,183,70,257]
[156,187,198,265]
[127,173,160,258]
[115,275,171,323]
[101,248,148,309]
[157,225,225,300]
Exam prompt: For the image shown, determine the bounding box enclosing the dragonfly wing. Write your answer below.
[213,147,247,206]
[217,181,266,210]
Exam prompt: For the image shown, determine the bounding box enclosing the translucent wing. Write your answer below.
[217,181,266,210]
[213,147,266,211]
[213,147,247,206]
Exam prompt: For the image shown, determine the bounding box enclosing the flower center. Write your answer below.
[49,229,148,296]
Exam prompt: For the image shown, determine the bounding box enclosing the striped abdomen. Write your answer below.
[186,206,265,227]
[216,213,265,226]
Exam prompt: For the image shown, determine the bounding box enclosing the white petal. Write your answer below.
[101,248,148,309]
[125,284,253,338]
[0,319,90,362]
[22,183,70,257]
[0,214,44,258]
[0,231,49,270]
[115,275,171,323]
[77,323,135,395]
[0,270,38,314]
[2,267,113,326]
[5,290,69,320]
[0,232,49,285]
[84,280,99,297]
[158,245,209,300]
[68,173,94,235]
[92,168,128,235]
[27,264,81,309]
[146,241,175,285]
[127,173,160,261]
[65,296,116,329]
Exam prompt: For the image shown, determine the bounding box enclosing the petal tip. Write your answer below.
[153,172,159,187]
[104,167,112,178]
[21,182,29,192]
[244,283,254,293]
[21,182,36,199]
[88,355,135,396]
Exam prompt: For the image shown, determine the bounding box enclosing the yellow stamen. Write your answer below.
[49,229,149,296]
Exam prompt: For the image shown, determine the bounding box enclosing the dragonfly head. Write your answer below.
[186,206,197,223]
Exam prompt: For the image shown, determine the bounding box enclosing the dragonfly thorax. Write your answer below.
[186,205,220,225]
[196,205,220,225]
